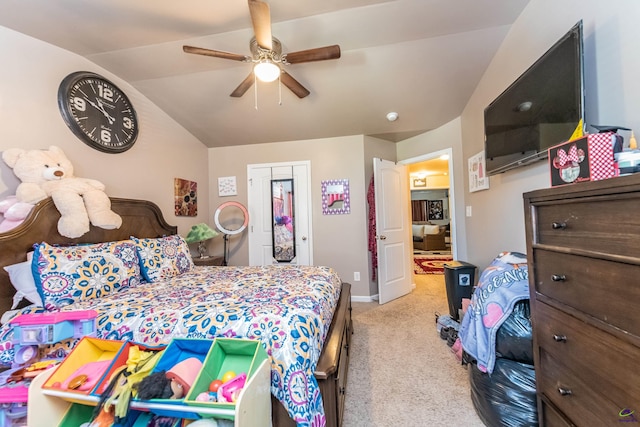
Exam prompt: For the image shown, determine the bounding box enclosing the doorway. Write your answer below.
[247,161,313,266]
[400,148,457,261]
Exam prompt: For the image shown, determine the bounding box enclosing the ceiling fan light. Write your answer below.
[254,61,280,82]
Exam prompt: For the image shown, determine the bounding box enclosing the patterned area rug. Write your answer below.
[413,254,453,275]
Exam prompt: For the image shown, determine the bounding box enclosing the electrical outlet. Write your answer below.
[354,272,361,281]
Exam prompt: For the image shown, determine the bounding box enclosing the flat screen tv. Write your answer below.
[484,21,585,175]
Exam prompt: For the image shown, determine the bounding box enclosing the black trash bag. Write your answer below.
[494,299,533,365]
[468,358,538,427]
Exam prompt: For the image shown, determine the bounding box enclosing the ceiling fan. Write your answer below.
[183,0,341,99]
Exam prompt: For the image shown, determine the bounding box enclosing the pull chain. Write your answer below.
[254,73,258,110]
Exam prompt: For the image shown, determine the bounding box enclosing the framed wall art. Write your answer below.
[427,200,444,221]
[321,179,350,215]
[218,176,238,197]
[469,150,490,192]
[174,178,197,216]
[412,177,427,188]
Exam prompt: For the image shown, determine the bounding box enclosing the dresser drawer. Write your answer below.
[532,249,640,337]
[535,303,640,416]
[540,398,574,427]
[534,197,640,255]
[539,350,626,427]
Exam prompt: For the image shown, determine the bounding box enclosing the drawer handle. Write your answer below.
[551,222,567,230]
[557,386,572,396]
[551,274,567,282]
[552,334,567,343]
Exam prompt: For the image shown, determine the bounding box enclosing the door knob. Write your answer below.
[379,235,387,240]
[301,236,307,241]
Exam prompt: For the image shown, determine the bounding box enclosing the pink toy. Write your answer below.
[166,357,203,395]
[217,373,247,403]
[0,196,33,233]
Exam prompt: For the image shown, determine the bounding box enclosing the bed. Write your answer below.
[0,197,352,427]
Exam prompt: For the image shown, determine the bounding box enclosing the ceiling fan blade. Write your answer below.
[281,71,310,98]
[284,45,341,64]
[230,73,255,98]
[248,0,272,50]
[183,45,248,62]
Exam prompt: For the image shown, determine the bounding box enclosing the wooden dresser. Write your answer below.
[524,174,640,426]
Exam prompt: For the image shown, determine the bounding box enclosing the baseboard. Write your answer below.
[351,295,377,303]
[351,282,416,303]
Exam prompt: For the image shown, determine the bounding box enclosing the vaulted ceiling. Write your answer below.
[0,0,529,148]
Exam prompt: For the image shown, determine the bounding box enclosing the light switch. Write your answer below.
[466,206,472,217]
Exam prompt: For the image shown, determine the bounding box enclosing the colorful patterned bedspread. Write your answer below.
[0,265,342,426]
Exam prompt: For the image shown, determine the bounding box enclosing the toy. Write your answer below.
[208,379,222,393]
[1,145,122,238]
[0,310,96,426]
[0,196,33,233]
[220,370,236,384]
[136,357,203,400]
[217,373,247,403]
[9,310,97,367]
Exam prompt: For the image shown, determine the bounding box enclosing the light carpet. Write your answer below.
[342,274,484,427]
[413,254,453,275]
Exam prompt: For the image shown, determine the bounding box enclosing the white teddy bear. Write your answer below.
[2,145,122,238]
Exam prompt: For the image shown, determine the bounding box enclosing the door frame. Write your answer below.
[399,147,458,261]
[247,160,314,265]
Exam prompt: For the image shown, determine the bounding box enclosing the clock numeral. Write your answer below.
[100,129,112,143]
[98,85,114,102]
[72,97,86,112]
[123,117,134,130]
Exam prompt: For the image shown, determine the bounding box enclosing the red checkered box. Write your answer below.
[548,132,619,187]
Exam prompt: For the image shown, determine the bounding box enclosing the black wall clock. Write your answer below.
[58,71,139,153]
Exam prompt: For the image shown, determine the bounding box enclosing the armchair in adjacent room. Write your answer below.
[412,222,447,251]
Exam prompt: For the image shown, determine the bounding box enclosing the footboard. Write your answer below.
[272,282,353,427]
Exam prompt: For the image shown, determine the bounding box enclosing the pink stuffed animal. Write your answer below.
[0,196,33,233]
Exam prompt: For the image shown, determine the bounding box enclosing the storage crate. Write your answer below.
[185,338,268,420]
[41,337,130,399]
[135,338,213,419]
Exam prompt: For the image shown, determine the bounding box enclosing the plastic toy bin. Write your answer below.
[41,337,130,399]
[184,338,268,420]
[444,260,477,321]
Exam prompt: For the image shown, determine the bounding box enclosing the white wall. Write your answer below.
[0,27,210,238]
[397,117,468,261]
[209,135,372,298]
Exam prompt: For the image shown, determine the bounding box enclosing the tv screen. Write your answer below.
[484,21,584,175]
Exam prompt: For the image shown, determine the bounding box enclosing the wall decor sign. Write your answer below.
[469,150,490,192]
[427,200,444,221]
[321,179,350,215]
[218,176,238,197]
[174,178,197,216]
[412,177,427,188]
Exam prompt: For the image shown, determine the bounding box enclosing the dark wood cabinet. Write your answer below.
[524,174,640,427]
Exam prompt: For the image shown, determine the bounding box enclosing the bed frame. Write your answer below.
[0,197,352,427]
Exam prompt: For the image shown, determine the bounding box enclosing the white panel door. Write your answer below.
[248,162,312,266]
[374,157,412,304]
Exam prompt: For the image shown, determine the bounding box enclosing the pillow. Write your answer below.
[32,240,142,309]
[132,235,194,283]
[423,224,441,235]
[412,224,425,238]
[3,252,43,309]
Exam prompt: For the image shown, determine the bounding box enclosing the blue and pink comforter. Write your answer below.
[0,265,342,426]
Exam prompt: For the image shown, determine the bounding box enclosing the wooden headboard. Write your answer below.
[0,197,177,315]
